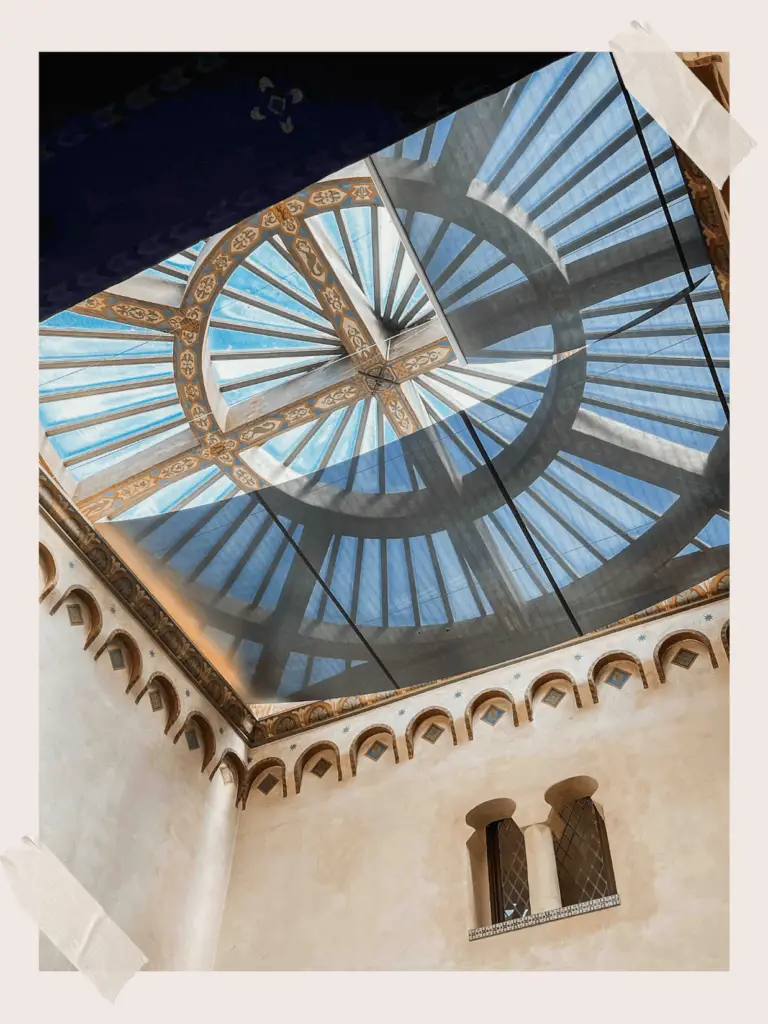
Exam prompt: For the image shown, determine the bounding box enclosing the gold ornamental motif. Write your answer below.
[349,183,374,202]
[294,238,326,282]
[111,302,166,325]
[188,403,212,432]
[183,383,201,401]
[239,418,283,445]
[273,202,299,234]
[77,294,108,314]
[158,456,200,480]
[200,434,238,463]
[193,273,217,304]
[283,404,313,425]
[308,186,347,208]
[321,285,346,315]
[179,350,197,379]
[211,252,232,273]
[79,494,115,521]
[314,382,365,410]
[231,225,260,252]
[116,475,157,501]
[233,465,263,490]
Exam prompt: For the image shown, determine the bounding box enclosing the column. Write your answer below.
[523,823,562,914]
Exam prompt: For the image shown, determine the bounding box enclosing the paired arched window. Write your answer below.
[552,797,616,907]
[486,816,530,923]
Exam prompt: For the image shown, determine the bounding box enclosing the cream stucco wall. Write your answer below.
[216,598,729,971]
[38,515,244,971]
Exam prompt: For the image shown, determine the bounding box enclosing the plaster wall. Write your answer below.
[216,598,729,971]
[38,515,242,970]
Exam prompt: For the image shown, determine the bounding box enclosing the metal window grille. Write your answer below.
[486,818,531,924]
[553,797,617,907]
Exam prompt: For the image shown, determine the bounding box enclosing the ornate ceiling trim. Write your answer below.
[39,464,259,744]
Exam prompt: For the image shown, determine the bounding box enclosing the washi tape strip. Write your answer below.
[610,21,755,189]
[1,836,147,1002]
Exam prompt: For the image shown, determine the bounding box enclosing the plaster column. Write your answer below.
[523,823,562,914]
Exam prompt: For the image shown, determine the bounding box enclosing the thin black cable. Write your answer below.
[251,487,401,690]
[610,52,730,422]
[459,410,584,637]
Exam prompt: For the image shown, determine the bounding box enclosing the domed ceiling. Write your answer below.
[39,53,729,703]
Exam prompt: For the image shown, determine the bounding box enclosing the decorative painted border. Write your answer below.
[468,893,621,941]
[39,464,258,744]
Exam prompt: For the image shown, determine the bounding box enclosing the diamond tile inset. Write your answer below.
[185,729,200,751]
[365,740,388,762]
[605,668,630,689]
[542,687,565,708]
[423,723,445,744]
[481,704,505,726]
[220,764,234,785]
[257,772,279,796]
[108,647,125,670]
[149,689,163,712]
[310,756,332,778]
[672,648,698,669]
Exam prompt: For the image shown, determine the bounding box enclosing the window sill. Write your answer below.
[468,893,620,941]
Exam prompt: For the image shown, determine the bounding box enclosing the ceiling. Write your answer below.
[39,52,730,703]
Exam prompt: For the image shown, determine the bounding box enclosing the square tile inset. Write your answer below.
[185,729,200,751]
[149,689,163,712]
[257,772,279,796]
[481,704,505,726]
[423,723,445,744]
[220,764,234,784]
[109,647,125,670]
[542,687,565,708]
[365,740,388,762]
[672,648,698,669]
[605,668,630,689]
[310,756,332,778]
[66,603,84,626]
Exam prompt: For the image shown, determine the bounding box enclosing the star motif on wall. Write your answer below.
[109,605,116,615]
[290,743,297,750]
[454,691,462,699]
[398,708,406,716]
[149,650,155,658]
[574,653,583,661]
[68,561,75,569]
[514,673,521,680]
[637,634,646,642]
[704,613,713,622]
[343,726,350,733]
[185,690,190,697]
[219,727,224,734]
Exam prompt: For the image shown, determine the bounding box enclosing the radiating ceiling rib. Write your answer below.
[402,536,421,628]
[247,524,298,612]
[316,535,341,621]
[210,345,339,360]
[62,414,186,468]
[40,354,173,370]
[209,318,337,343]
[546,149,674,236]
[424,532,454,625]
[421,373,533,424]
[584,323,728,341]
[584,288,721,319]
[584,374,726,404]
[333,209,366,293]
[371,204,382,317]
[390,270,423,326]
[185,496,260,584]
[39,328,172,342]
[487,53,593,192]
[558,185,689,259]
[40,374,176,403]
[382,212,416,323]
[527,112,654,220]
[581,394,722,436]
[489,510,547,596]
[456,550,486,617]
[165,469,226,515]
[219,360,328,394]
[377,403,386,492]
[153,263,188,281]
[524,487,608,564]
[283,415,332,469]
[219,286,337,336]
[350,535,365,623]
[419,122,436,163]
[438,252,512,309]
[242,256,325,315]
[306,402,357,484]
[212,513,274,603]
[343,398,371,491]
[46,394,180,436]
[504,81,622,207]
[380,538,389,628]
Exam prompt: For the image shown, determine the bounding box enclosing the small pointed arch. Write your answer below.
[242,757,288,806]
[653,628,718,685]
[404,706,458,759]
[50,585,103,650]
[93,628,143,691]
[134,672,180,734]
[294,740,342,794]
[209,749,248,806]
[588,650,648,703]
[173,711,216,772]
[721,620,730,661]
[39,543,57,601]
[465,688,519,740]
[349,724,400,776]
[525,670,581,721]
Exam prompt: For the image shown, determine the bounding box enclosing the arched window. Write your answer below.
[486,817,530,924]
[552,797,616,907]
